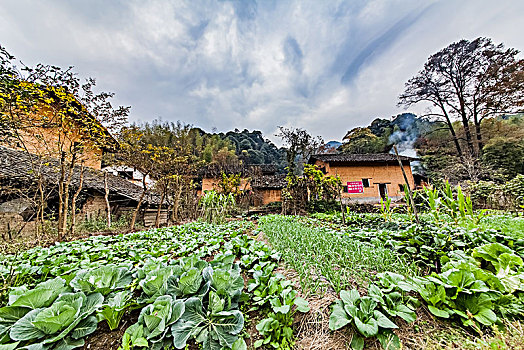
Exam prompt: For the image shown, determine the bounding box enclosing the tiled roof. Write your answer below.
[202,163,279,177]
[309,153,418,164]
[251,174,287,189]
[0,146,160,204]
[252,164,278,175]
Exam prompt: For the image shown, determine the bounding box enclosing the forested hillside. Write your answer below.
[338,113,430,155]
[220,129,287,171]
[338,113,524,182]
[417,114,524,181]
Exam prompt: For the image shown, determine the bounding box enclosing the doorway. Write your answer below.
[378,183,388,200]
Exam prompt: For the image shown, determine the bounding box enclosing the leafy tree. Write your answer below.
[112,120,245,226]
[416,114,524,182]
[339,127,389,154]
[277,126,323,176]
[282,164,341,214]
[338,113,428,155]
[482,137,524,178]
[223,129,286,170]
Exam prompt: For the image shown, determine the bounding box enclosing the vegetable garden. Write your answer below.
[258,212,524,349]
[1,203,524,349]
[0,221,309,350]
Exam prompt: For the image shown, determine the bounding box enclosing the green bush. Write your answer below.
[199,190,236,224]
[306,199,340,213]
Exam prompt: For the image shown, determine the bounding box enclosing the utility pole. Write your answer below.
[393,145,419,224]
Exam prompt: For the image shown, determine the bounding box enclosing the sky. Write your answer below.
[1,0,523,144]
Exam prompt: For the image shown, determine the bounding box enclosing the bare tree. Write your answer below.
[399,37,524,164]
[69,164,85,237]
[104,172,111,228]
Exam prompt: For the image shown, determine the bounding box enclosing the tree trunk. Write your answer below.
[437,102,464,161]
[172,179,183,222]
[37,173,45,241]
[69,165,85,237]
[473,112,484,155]
[446,119,464,161]
[60,154,76,240]
[130,176,147,230]
[57,152,66,241]
[458,97,476,158]
[155,183,166,228]
[104,172,111,228]
[393,146,419,225]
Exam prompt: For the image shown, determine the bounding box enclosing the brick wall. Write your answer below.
[201,178,251,192]
[260,189,282,205]
[81,194,108,220]
[314,160,415,203]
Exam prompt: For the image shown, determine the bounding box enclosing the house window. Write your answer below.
[362,178,370,188]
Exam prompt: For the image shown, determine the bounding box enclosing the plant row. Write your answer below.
[330,242,524,349]
[0,221,309,350]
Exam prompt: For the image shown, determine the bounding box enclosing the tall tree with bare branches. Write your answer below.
[399,37,524,167]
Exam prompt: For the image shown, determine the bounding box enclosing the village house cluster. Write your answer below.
[0,95,419,236]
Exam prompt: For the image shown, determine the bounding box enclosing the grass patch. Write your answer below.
[419,321,524,350]
[257,215,418,295]
[312,211,524,242]
[476,214,524,239]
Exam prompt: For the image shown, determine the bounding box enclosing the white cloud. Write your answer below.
[1,0,523,145]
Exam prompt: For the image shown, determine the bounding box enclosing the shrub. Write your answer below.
[199,190,236,224]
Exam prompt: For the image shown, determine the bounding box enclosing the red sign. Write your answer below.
[347,181,364,194]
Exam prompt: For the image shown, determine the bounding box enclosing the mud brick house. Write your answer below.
[308,153,417,203]
[2,95,117,170]
[201,164,286,206]
[250,174,286,205]
[0,92,167,236]
[0,146,164,236]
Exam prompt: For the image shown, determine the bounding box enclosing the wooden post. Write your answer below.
[339,184,346,225]
[393,146,420,224]
[69,164,85,237]
[104,172,111,228]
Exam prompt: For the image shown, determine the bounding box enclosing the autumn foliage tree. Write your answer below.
[0,46,129,240]
[111,120,243,228]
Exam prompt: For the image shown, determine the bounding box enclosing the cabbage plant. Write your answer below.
[203,265,244,310]
[120,295,184,350]
[0,278,71,344]
[171,297,244,350]
[137,265,174,303]
[97,290,134,330]
[8,292,103,349]
[70,265,133,296]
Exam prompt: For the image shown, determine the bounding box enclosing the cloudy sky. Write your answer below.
[1,0,523,143]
